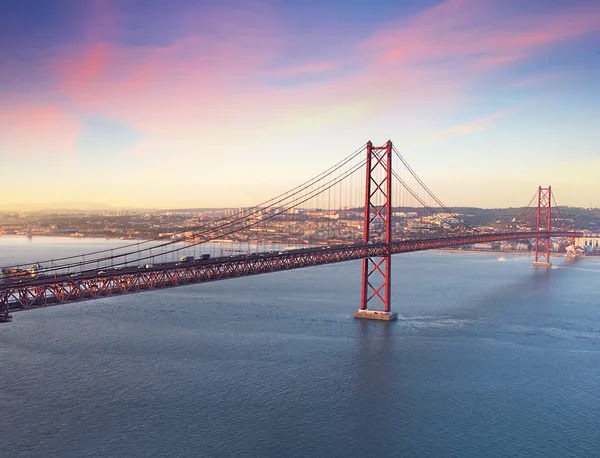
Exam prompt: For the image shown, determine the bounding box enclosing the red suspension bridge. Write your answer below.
[0,141,581,323]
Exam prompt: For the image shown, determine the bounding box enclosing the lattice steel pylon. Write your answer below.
[354,140,398,321]
[533,186,552,267]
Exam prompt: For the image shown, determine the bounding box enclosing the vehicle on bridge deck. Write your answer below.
[2,267,33,281]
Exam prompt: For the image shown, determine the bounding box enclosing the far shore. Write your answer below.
[1,233,594,258]
[435,248,533,256]
[1,233,148,242]
[433,248,581,258]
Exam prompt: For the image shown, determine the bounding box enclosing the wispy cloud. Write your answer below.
[397,104,525,150]
[1,0,598,207]
[274,61,340,77]
[0,105,79,157]
[10,0,600,155]
[366,0,600,72]
[433,107,516,139]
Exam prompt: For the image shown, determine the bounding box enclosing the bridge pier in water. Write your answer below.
[533,186,552,268]
[354,140,398,321]
[0,293,11,323]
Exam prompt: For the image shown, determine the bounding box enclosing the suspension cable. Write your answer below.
[392,146,478,232]
[1,143,367,271]
[7,158,368,284]
[391,170,468,232]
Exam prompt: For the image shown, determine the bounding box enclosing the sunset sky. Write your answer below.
[1,0,599,209]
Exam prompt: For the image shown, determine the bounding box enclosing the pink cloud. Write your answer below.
[47,4,287,133]
[507,9,600,48]
[367,0,600,71]
[472,54,527,70]
[0,105,79,157]
[511,72,567,89]
[41,3,433,133]
[35,0,600,156]
[57,43,113,89]
[275,61,340,77]
[433,108,514,140]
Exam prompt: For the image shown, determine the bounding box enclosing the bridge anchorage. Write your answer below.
[354,141,397,321]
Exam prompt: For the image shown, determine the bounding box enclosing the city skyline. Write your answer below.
[1,0,599,209]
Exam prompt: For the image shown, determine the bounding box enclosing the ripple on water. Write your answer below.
[1,246,600,458]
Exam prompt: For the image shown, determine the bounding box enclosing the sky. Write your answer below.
[1,0,599,210]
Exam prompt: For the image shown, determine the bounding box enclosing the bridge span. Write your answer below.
[1,230,581,318]
[0,140,582,323]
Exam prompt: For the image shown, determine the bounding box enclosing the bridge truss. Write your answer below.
[1,230,578,318]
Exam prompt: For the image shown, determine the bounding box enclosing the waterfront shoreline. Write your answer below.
[2,234,597,258]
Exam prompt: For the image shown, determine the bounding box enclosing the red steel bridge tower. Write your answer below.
[354,141,398,321]
[533,186,552,268]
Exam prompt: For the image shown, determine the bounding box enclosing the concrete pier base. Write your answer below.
[354,310,398,321]
[532,261,551,268]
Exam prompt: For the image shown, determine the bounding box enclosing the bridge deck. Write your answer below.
[1,231,581,314]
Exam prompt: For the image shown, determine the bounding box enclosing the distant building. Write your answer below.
[472,243,493,250]
[575,234,600,252]
[500,242,516,251]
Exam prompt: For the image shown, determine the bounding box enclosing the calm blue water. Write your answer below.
[1,238,600,457]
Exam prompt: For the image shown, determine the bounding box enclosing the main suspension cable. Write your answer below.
[7,158,367,284]
[392,146,477,232]
[1,143,367,271]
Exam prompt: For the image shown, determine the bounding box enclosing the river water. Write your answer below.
[1,237,599,457]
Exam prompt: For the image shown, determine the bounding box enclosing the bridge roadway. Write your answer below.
[1,230,581,314]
